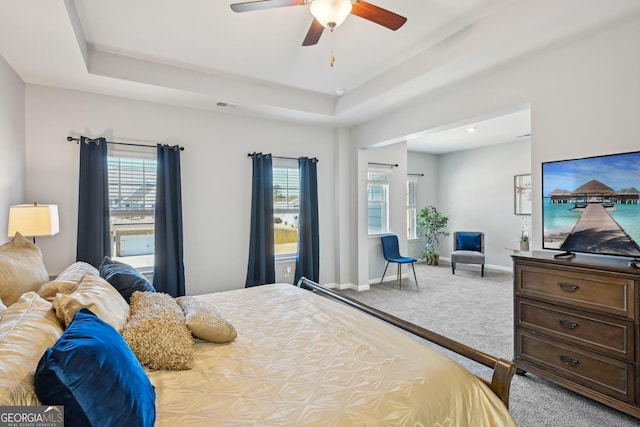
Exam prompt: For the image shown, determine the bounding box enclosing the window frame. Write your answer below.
[107,145,157,270]
[407,177,418,240]
[272,158,300,259]
[367,169,390,235]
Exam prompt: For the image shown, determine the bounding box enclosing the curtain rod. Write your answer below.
[247,153,318,162]
[67,136,184,151]
[368,162,398,167]
[408,173,424,177]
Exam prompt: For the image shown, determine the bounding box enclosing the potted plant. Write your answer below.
[417,205,450,265]
[519,217,530,251]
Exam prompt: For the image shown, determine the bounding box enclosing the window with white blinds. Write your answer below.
[273,159,299,257]
[368,170,390,234]
[107,155,157,268]
[407,178,418,239]
[108,157,157,215]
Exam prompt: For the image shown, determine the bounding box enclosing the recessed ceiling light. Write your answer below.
[467,127,477,133]
[335,88,346,96]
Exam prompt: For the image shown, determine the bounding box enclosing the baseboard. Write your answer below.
[336,282,369,291]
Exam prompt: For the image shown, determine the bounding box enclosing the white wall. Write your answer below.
[437,139,531,269]
[407,151,438,260]
[364,142,408,283]
[350,14,640,260]
[11,13,640,290]
[24,85,337,294]
[0,55,25,244]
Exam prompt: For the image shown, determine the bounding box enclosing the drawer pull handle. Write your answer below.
[557,282,580,292]
[557,354,580,367]
[556,319,579,329]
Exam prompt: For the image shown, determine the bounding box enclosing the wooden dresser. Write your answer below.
[513,252,640,418]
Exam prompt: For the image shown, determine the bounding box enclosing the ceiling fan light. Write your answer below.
[310,0,353,28]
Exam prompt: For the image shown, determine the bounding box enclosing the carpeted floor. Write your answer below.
[339,262,639,427]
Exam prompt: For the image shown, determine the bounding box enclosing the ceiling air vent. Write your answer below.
[216,101,238,109]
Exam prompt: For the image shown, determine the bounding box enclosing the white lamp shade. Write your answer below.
[8,204,59,238]
[310,0,352,28]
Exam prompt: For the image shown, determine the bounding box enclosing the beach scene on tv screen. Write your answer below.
[543,151,640,257]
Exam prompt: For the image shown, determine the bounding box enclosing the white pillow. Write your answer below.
[0,292,64,405]
[53,261,99,283]
[52,273,130,332]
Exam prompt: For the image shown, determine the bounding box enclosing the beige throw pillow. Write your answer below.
[123,292,193,370]
[0,292,64,405]
[52,273,130,332]
[37,280,78,302]
[176,296,237,343]
[0,233,49,306]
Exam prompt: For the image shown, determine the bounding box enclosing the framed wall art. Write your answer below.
[514,174,532,215]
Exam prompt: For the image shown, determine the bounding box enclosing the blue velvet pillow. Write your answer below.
[99,257,155,303]
[457,233,482,251]
[35,308,156,427]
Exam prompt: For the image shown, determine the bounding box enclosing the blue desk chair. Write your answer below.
[380,234,418,289]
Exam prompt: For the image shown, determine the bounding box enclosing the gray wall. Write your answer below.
[407,151,438,260]
[3,12,639,288]
[351,14,640,278]
[24,85,338,294]
[437,139,531,270]
[0,55,25,244]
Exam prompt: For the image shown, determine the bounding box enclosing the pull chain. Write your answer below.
[330,27,335,67]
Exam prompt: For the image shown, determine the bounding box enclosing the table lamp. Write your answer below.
[7,203,59,244]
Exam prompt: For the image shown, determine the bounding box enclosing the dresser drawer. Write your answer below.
[516,265,634,318]
[516,331,634,402]
[516,299,634,360]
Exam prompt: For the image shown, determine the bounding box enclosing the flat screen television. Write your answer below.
[542,150,640,259]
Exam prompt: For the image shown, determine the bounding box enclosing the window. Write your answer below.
[368,170,390,234]
[273,159,299,257]
[107,154,157,268]
[407,178,417,239]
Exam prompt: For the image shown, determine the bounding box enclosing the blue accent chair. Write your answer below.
[380,234,418,289]
[451,231,485,276]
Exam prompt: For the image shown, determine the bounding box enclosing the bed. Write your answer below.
[0,234,516,426]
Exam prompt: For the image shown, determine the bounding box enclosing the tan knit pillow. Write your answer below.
[123,292,193,370]
[0,233,49,306]
[176,296,237,343]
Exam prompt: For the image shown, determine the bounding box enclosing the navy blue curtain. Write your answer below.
[245,153,275,287]
[295,157,319,283]
[153,144,185,297]
[76,136,110,268]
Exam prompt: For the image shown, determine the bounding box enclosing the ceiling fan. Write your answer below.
[230,0,407,46]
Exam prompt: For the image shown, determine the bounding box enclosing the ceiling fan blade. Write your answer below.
[230,0,305,13]
[302,19,324,46]
[351,1,407,30]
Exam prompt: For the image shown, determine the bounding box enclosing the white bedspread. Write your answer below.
[146,284,516,426]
